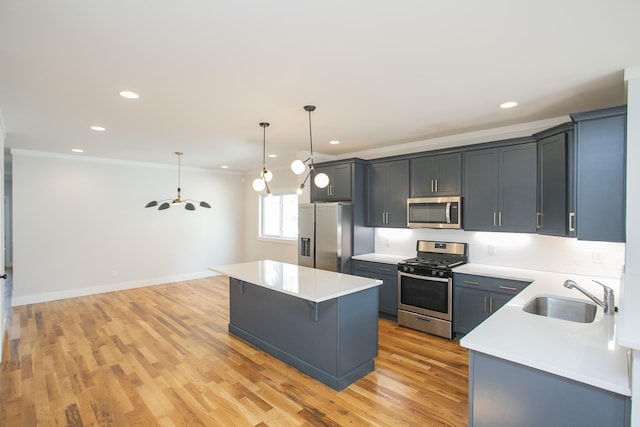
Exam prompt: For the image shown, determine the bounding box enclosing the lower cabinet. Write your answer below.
[453,273,530,336]
[469,351,631,427]
[351,260,398,317]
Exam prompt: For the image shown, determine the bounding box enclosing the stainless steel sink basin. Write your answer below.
[522,295,597,323]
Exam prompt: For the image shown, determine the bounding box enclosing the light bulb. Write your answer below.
[314,172,329,188]
[263,169,273,182]
[252,178,266,192]
[291,159,306,175]
[296,187,303,195]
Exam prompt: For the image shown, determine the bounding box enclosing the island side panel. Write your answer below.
[469,351,631,427]
[337,287,379,376]
[228,278,378,390]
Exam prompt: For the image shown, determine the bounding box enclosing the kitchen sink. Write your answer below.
[522,295,597,323]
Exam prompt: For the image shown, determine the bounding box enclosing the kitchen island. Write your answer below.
[210,260,382,391]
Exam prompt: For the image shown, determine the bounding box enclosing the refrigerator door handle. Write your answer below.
[300,237,311,256]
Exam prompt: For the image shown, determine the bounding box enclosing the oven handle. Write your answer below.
[398,271,450,282]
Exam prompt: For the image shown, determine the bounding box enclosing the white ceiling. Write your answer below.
[1,1,639,171]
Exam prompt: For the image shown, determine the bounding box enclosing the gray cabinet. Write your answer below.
[311,162,352,202]
[366,160,409,227]
[469,351,630,427]
[535,124,576,237]
[572,105,626,242]
[453,273,530,335]
[410,153,462,197]
[463,142,537,232]
[352,260,398,317]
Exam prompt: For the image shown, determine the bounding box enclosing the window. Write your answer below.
[260,193,298,240]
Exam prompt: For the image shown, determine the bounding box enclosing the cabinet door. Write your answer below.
[490,293,512,314]
[463,148,498,231]
[378,272,398,316]
[453,287,490,335]
[386,160,409,227]
[329,163,352,200]
[499,143,537,233]
[409,156,435,197]
[366,163,387,226]
[576,113,626,242]
[434,153,462,196]
[538,132,571,236]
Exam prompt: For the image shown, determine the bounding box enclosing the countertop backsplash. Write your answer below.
[374,228,625,279]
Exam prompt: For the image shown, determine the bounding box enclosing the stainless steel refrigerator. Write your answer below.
[298,203,353,273]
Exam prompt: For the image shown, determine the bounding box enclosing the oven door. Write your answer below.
[397,271,452,321]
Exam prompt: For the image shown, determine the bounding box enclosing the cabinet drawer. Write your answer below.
[352,260,397,276]
[454,273,530,294]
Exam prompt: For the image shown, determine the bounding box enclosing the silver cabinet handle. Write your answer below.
[430,179,434,193]
[536,213,541,229]
[463,280,479,285]
[435,179,438,193]
[484,296,488,313]
[380,267,392,272]
[489,297,494,313]
[569,212,575,232]
[498,211,502,227]
[499,285,518,291]
[493,212,497,227]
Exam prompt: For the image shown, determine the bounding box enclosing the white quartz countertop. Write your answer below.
[457,263,630,396]
[617,273,640,350]
[210,260,382,303]
[352,253,409,264]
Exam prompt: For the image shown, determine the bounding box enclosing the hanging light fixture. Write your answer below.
[291,105,329,195]
[145,152,212,211]
[252,122,273,194]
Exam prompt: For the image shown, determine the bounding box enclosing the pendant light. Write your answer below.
[291,105,329,194]
[145,152,211,211]
[252,122,273,194]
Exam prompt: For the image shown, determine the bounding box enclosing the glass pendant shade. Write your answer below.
[291,159,306,175]
[263,169,273,182]
[314,172,330,188]
[252,178,266,192]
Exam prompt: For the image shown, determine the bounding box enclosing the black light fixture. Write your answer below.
[252,122,273,194]
[290,105,329,194]
[145,152,211,211]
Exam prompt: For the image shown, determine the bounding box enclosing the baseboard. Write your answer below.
[11,271,220,307]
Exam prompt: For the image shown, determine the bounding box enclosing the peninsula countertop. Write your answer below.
[210,260,382,303]
[457,263,630,396]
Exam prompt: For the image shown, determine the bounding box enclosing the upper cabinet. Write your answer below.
[311,162,353,202]
[464,142,537,233]
[571,105,626,242]
[366,159,409,227]
[410,153,462,197]
[534,123,577,237]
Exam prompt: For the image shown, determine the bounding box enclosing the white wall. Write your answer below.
[242,164,299,264]
[11,150,245,305]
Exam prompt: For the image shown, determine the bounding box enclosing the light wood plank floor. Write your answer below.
[1,276,468,426]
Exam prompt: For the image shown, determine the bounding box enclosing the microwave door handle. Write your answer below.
[445,202,451,224]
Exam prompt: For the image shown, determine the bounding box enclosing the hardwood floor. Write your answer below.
[0,276,469,426]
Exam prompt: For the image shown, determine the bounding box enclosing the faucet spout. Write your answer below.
[563,279,615,316]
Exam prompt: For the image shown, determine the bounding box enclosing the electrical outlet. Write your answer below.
[488,245,496,255]
[592,251,603,264]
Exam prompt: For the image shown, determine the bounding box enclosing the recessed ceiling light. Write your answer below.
[499,101,518,109]
[120,91,139,99]
[329,140,340,145]
[90,125,106,131]
[220,165,229,169]
[268,154,277,158]
[72,149,84,153]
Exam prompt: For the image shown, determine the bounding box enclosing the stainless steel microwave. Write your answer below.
[407,196,462,229]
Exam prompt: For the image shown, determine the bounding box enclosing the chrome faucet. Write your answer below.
[563,279,615,316]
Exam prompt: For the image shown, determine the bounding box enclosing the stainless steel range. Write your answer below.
[397,240,468,339]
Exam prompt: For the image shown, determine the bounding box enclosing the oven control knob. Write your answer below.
[431,269,437,276]
[438,271,445,277]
